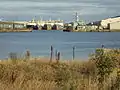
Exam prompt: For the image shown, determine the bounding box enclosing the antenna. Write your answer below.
[32,17,35,23]
[40,17,43,22]
[49,17,51,21]
[75,12,79,22]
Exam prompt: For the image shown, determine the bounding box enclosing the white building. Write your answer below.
[28,18,64,27]
[100,16,120,29]
[108,21,120,30]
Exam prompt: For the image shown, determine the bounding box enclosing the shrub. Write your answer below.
[91,48,120,89]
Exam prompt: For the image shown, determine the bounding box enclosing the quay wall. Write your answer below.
[63,24,120,32]
[0,28,32,32]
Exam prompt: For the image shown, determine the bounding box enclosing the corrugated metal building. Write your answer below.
[0,21,25,29]
[90,16,120,30]
[101,16,120,29]
[108,21,120,30]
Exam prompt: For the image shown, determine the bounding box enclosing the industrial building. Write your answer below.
[108,21,120,30]
[89,16,120,31]
[26,18,64,30]
[0,21,26,29]
[101,16,120,29]
[0,21,32,32]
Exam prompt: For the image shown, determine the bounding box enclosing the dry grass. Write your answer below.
[0,48,120,90]
[0,59,98,90]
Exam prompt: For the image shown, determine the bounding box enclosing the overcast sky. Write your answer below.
[0,0,120,23]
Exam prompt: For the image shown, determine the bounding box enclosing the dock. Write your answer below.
[63,13,120,32]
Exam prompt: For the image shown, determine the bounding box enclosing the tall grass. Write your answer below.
[0,48,120,90]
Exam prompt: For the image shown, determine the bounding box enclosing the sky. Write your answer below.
[0,0,120,23]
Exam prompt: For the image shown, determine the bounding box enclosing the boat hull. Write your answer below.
[63,29,71,32]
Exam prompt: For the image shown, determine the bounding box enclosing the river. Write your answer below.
[0,30,120,60]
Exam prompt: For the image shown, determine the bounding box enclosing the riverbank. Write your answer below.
[0,48,120,90]
[63,29,120,32]
[0,28,32,32]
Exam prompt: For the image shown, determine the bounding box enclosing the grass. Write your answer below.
[0,59,97,90]
[0,48,120,90]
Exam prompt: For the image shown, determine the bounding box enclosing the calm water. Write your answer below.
[0,30,120,60]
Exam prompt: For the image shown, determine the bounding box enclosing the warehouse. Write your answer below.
[100,16,120,29]
[108,21,120,31]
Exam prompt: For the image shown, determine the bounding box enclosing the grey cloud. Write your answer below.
[0,0,119,22]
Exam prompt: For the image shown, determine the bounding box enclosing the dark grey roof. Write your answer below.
[111,15,120,18]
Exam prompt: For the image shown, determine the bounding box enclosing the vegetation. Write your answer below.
[0,48,120,90]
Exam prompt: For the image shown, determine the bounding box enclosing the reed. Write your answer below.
[0,48,119,90]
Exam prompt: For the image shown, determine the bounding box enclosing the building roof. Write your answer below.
[0,21,24,25]
[111,15,120,18]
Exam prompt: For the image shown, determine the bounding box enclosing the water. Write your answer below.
[0,30,120,60]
